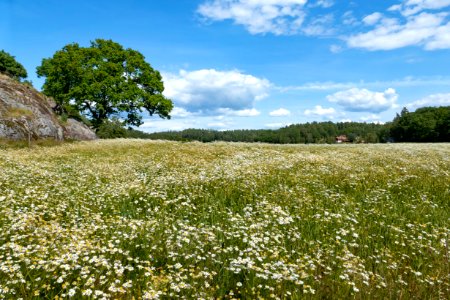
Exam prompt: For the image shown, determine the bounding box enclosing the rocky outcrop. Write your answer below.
[0,74,96,141]
[63,118,97,140]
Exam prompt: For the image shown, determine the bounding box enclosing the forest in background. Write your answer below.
[107,106,450,143]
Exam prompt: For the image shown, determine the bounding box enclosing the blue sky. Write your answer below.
[2,0,450,132]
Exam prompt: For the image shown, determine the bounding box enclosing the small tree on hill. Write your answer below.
[37,39,173,128]
[0,50,28,81]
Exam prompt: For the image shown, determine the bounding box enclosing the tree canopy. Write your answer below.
[0,50,28,81]
[389,106,450,142]
[36,39,173,128]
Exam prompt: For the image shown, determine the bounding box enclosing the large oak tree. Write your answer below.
[37,39,173,128]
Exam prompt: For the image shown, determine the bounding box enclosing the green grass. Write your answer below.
[4,107,34,118]
[0,140,448,299]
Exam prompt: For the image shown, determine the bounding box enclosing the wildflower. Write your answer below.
[174,263,182,269]
[68,289,76,297]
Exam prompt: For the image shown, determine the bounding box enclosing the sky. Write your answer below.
[2,0,450,132]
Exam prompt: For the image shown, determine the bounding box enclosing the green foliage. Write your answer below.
[55,103,81,123]
[390,106,450,142]
[22,80,33,87]
[36,39,173,128]
[4,107,33,118]
[0,138,65,149]
[0,50,28,81]
[96,118,127,139]
[125,128,154,139]
[145,122,386,144]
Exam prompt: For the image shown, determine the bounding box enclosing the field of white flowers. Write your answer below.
[0,140,449,299]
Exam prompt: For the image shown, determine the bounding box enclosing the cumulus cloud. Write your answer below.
[269,108,291,116]
[197,0,308,35]
[304,105,337,118]
[348,12,450,50]
[327,88,398,112]
[347,0,450,50]
[163,69,270,115]
[407,93,450,109]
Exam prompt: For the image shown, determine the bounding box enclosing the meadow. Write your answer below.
[0,140,448,299]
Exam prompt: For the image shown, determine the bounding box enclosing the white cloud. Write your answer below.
[217,108,261,117]
[302,14,335,36]
[425,22,450,49]
[207,121,233,129]
[340,118,353,123]
[197,0,308,35]
[327,88,398,112]
[342,11,360,26]
[348,12,450,50]
[329,44,343,53]
[348,0,450,51]
[407,93,450,109]
[269,108,291,116]
[170,107,195,118]
[313,0,334,8]
[363,12,383,25]
[390,0,450,16]
[278,81,355,92]
[265,122,290,129]
[304,105,337,117]
[388,4,403,12]
[163,69,270,115]
[360,114,381,122]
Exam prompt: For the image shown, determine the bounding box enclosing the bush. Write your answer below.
[0,50,27,81]
[96,118,127,139]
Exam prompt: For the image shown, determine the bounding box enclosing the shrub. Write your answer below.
[96,118,127,139]
[0,50,27,81]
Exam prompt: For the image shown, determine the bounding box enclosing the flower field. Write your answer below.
[0,140,449,299]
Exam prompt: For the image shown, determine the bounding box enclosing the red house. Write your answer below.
[336,135,349,143]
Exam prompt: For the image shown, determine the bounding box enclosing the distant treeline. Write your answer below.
[102,106,449,143]
[144,122,387,143]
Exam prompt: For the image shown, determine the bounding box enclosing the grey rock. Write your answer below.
[0,74,96,141]
[63,118,97,140]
